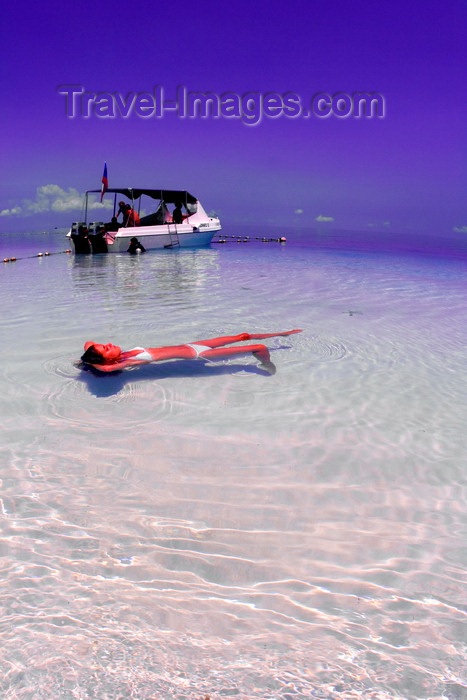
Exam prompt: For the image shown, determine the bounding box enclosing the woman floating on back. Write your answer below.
[81,330,302,374]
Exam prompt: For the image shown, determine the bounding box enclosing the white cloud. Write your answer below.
[29,185,112,213]
[294,209,303,215]
[39,184,67,196]
[88,198,113,211]
[315,214,334,222]
[453,225,467,233]
[368,221,390,228]
[1,185,113,218]
[0,206,22,216]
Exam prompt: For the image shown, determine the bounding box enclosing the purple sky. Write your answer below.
[1,0,466,235]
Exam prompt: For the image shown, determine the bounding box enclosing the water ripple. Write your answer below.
[1,243,466,699]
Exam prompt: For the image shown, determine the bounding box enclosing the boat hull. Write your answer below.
[68,222,221,253]
[106,223,219,252]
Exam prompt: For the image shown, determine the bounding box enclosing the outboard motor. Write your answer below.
[89,221,104,233]
[71,221,86,233]
[89,228,108,254]
[71,226,91,254]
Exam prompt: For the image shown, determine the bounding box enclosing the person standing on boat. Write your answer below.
[117,200,127,220]
[80,330,302,374]
[117,201,140,227]
[172,202,184,224]
[123,204,140,227]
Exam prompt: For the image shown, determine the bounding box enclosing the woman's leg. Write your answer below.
[198,343,276,374]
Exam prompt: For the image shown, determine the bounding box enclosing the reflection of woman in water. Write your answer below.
[81,330,302,373]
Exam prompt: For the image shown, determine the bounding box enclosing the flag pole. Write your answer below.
[100,162,108,202]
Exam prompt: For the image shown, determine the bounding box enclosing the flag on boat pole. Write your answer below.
[100,162,108,202]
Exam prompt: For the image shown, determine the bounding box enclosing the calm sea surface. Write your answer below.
[1,228,466,699]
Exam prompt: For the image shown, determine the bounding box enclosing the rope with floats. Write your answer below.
[3,250,72,263]
[3,235,287,262]
[212,235,287,244]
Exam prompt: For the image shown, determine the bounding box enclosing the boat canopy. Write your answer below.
[86,188,197,204]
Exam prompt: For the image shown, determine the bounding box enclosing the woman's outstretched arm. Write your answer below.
[191,329,302,349]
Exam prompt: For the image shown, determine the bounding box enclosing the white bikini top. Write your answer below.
[129,347,154,361]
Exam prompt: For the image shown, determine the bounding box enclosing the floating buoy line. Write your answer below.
[3,236,285,263]
[3,250,72,263]
[212,235,287,244]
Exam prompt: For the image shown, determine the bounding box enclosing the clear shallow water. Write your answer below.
[1,231,466,699]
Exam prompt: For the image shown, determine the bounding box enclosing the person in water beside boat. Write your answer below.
[127,237,146,254]
[81,330,302,374]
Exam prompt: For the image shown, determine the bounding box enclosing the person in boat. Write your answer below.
[105,216,120,232]
[172,202,184,224]
[80,330,302,374]
[123,204,140,227]
[127,237,146,254]
[117,201,127,218]
[117,201,140,227]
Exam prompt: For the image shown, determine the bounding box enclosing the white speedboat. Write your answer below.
[67,188,221,253]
